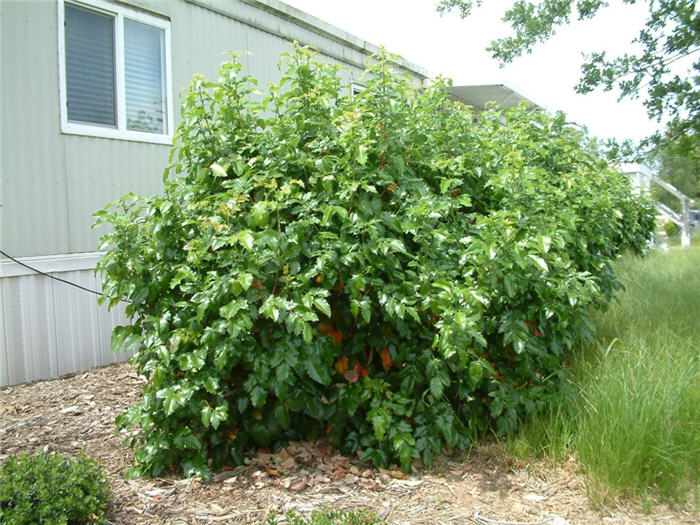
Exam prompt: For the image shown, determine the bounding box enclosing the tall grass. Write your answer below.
[509,246,700,506]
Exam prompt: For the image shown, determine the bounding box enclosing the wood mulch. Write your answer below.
[0,362,695,524]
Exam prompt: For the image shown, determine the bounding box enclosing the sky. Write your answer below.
[282,0,662,145]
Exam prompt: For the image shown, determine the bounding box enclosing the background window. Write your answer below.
[59,0,172,142]
[65,4,116,127]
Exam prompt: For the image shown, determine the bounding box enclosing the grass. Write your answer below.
[508,246,700,507]
[661,226,700,247]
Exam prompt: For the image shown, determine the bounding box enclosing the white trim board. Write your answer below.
[0,251,104,278]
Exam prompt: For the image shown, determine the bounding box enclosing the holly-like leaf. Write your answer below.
[210,163,227,178]
[305,356,331,385]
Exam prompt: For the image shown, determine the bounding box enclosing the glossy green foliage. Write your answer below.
[94,46,655,478]
[0,452,113,524]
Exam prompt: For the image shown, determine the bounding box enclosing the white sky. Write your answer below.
[282,0,662,145]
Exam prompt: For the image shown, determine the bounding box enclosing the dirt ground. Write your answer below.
[0,363,696,525]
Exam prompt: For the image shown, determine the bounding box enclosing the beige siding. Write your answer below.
[63,136,170,252]
[1,0,425,258]
[2,0,71,256]
[0,0,426,385]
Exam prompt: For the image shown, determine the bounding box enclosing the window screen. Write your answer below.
[64,4,116,127]
[125,19,166,134]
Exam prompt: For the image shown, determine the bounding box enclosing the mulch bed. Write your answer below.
[0,363,695,524]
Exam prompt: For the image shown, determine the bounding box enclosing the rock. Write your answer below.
[289,480,307,492]
[280,456,297,470]
[523,493,546,502]
[550,516,571,525]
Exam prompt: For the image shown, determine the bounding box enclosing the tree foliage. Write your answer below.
[648,135,700,212]
[436,0,700,157]
[95,46,654,478]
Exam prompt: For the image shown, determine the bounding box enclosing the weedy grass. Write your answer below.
[664,226,700,247]
[266,508,383,525]
[507,246,700,507]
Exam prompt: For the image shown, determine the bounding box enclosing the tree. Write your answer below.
[647,132,700,212]
[436,0,699,159]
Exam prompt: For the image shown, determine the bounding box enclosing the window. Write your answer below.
[351,82,365,98]
[58,0,172,143]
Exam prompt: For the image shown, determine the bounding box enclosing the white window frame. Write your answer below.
[350,82,365,98]
[57,0,174,145]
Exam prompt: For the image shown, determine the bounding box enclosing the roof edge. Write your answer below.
[451,84,542,110]
[234,0,430,78]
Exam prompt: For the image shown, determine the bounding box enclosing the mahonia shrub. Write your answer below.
[0,452,113,524]
[95,46,655,477]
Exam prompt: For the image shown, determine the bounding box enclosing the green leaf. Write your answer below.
[160,389,179,416]
[302,323,313,343]
[528,254,548,272]
[251,201,269,227]
[210,162,227,178]
[250,385,267,408]
[437,414,457,447]
[351,274,366,292]
[503,275,514,298]
[174,432,202,450]
[110,325,132,353]
[201,405,212,428]
[468,361,483,387]
[274,404,291,429]
[439,177,458,194]
[357,144,368,165]
[305,355,331,385]
[236,230,254,250]
[360,301,371,324]
[458,195,472,207]
[203,376,218,394]
[430,377,444,399]
[314,297,331,318]
[369,407,389,441]
[210,405,227,429]
[238,272,254,292]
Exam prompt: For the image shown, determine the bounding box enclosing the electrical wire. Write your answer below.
[0,248,103,297]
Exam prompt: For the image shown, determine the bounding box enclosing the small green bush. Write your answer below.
[663,220,679,237]
[0,451,113,525]
[95,45,655,478]
[266,508,383,525]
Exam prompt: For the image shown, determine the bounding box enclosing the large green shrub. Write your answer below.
[95,46,655,477]
[0,452,113,524]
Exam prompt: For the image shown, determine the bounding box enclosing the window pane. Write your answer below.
[125,19,166,134]
[65,4,116,127]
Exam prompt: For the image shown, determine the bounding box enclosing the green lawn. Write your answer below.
[508,246,699,507]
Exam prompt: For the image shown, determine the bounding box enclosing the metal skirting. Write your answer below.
[0,253,132,387]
